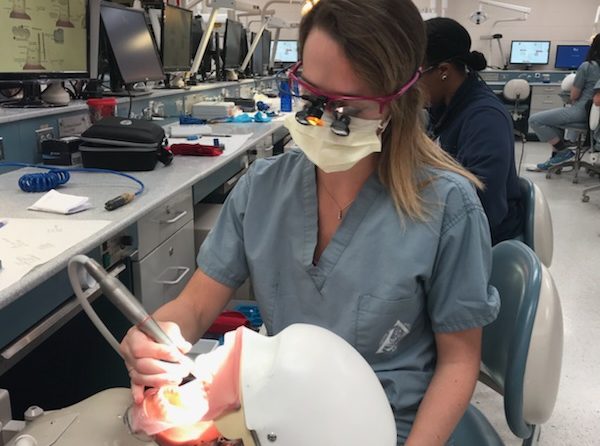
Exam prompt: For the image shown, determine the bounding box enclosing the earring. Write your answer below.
[441,74,448,81]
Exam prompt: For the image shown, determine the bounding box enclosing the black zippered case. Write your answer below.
[79,117,172,171]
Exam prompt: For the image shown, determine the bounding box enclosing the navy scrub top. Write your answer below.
[197,149,500,444]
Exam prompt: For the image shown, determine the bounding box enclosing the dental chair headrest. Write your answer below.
[561,73,576,92]
[503,79,531,101]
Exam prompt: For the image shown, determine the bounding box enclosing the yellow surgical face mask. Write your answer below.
[284,114,388,173]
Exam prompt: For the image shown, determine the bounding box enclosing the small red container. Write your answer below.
[206,311,250,335]
[86,97,117,123]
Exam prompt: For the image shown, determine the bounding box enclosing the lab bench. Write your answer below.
[0,114,287,415]
[0,77,277,164]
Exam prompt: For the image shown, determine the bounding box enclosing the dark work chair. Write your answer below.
[518,177,553,267]
[453,240,563,446]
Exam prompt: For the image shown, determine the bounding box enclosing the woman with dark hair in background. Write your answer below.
[529,34,600,170]
[421,17,523,245]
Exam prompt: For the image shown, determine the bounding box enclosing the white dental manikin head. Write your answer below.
[128,324,396,446]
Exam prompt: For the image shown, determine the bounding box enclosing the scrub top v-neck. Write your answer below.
[301,157,382,290]
[197,149,499,443]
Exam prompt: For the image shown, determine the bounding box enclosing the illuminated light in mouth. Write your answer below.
[129,331,243,445]
[142,384,220,446]
[307,116,325,126]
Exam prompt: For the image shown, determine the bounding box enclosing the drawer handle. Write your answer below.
[161,210,188,224]
[155,266,190,285]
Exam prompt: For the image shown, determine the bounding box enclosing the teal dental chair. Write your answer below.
[518,177,554,267]
[453,240,563,445]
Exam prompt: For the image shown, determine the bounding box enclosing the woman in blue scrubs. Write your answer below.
[120,0,500,444]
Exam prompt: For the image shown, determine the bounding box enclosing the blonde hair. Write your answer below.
[299,0,482,220]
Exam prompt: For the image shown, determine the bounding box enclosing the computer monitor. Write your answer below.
[100,1,164,93]
[272,40,298,63]
[555,45,590,70]
[222,19,243,70]
[509,40,551,66]
[161,5,192,72]
[251,32,263,76]
[0,0,89,107]
[261,29,272,72]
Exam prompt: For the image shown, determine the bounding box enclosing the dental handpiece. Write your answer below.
[81,257,198,379]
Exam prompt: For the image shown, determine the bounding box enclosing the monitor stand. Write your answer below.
[224,69,239,81]
[1,83,67,108]
[158,73,189,90]
[41,82,71,106]
[108,66,153,97]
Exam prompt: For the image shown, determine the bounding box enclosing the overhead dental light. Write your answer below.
[470,0,532,26]
[302,0,319,16]
[246,1,303,71]
[186,0,262,76]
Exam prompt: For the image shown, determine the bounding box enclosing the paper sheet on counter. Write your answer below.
[0,218,111,291]
[168,134,252,158]
[28,189,92,215]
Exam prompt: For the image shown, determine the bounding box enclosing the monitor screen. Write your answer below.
[510,41,551,65]
[162,5,192,72]
[100,2,164,84]
[555,45,590,70]
[0,0,89,80]
[251,32,263,76]
[223,19,243,69]
[261,29,272,70]
[272,40,298,63]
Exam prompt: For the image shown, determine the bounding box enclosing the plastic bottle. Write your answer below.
[279,80,292,112]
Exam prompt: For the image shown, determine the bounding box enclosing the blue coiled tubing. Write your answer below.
[0,163,145,195]
[18,169,71,192]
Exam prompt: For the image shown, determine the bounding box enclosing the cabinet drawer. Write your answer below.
[530,94,564,109]
[533,85,561,94]
[136,188,193,259]
[132,220,196,313]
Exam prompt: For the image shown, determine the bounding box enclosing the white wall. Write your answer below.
[198,0,600,67]
[420,0,599,70]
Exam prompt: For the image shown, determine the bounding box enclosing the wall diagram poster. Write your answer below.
[0,0,87,73]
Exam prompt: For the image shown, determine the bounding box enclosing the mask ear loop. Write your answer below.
[374,68,422,137]
[377,115,392,136]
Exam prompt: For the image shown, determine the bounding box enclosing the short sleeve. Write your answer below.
[425,186,500,333]
[573,62,589,90]
[196,172,250,289]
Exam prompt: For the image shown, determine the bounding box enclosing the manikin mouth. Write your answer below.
[128,329,244,446]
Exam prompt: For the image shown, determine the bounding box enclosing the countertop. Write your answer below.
[0,118,286,309]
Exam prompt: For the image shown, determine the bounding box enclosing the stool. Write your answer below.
[582,183,600,202]
[546,124,600,184]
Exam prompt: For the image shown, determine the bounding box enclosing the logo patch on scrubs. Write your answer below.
[376,320,411,354]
